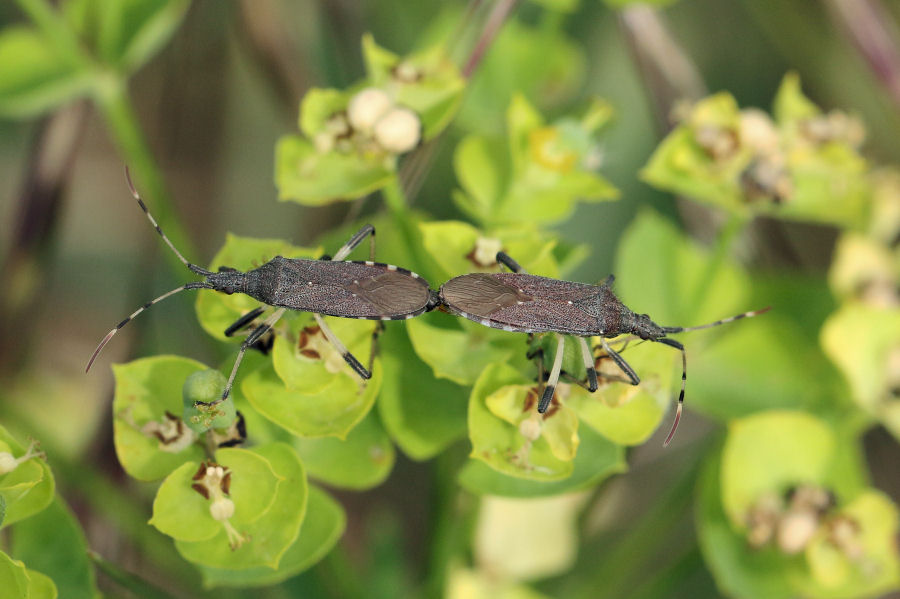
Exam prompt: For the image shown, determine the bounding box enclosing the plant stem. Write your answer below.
[89,551,180,599]
[686,214,747,320]
[571,442,709,599]
[463,0,520,78]
[93,78,200,277]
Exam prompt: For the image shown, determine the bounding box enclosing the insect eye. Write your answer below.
[224,286,235,295]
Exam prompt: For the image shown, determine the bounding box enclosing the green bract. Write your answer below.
[242,360,382,439]
[700,413,900,599]
[275,34,463,205]
[0,550,31,599]
[468,363,579,481]
[150,448,282,543]
[197,484,344,588]
[642,74,870,228]
[112,356,206,481]
[175,443,310,572]
[566,337,673,446]
[194,233,319,341]
[378,326,468,460]
[821,302,900,440]
[293,409,395,490]
[0,426,53,529]
[454,94,618,227]
[360,34,465,139]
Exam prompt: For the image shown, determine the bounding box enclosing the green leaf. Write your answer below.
[10,498,100,599]
[195,233,319,342]
[242,360,382,439]
[468,363,578,481]
[112,356,206,481]
[150,448,282,543]
[198,484,344,588]
[0,551,29,599]
[275,135,395,205]
[64,0,190,72]
[0,27,94,118]
[0,426,54,528]
[821,303,900,440]
[378,326,468,460]
[294,409,395,490]
[458,424,625,497]
[176,443,310,571]
[457,19,585,135]
[453,135,508,225]
[25,569,57,599]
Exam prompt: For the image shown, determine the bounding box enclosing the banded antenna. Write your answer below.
[85,168,213,373]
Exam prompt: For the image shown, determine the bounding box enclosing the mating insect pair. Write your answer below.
[87,173,768,445]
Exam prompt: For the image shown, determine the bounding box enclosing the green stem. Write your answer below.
[686,214,746,320]
[572,441,710,599]
[93,78,200,277]
[89,551,179,599]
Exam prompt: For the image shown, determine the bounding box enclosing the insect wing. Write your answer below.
[271,260,432,319]
[441,273,600,335]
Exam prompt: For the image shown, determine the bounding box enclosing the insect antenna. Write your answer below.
[662,306,771,334]
[124,167,212,277]
[85,281,213,373]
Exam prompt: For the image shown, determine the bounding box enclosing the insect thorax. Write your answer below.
[572,286,638,337]
[242,259,282,304]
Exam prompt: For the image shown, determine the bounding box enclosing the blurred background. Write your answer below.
[1,0,899,597]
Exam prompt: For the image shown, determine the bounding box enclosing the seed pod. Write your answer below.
[374,107,421,154]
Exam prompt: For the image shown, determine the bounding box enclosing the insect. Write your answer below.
[439,251,769,446]
[87,169,440,407]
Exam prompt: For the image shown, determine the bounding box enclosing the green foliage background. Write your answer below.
[0,0,899,598]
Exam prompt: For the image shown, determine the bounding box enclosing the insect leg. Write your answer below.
[312,313,372,379]
[366,321,384,376]
[208,308,287,407]
[600,274,615,287]
[655,337,686,447]
[577,337,599,392]
[331,224,376,261]
[538,334,566,413]
[224,306,267,337]
[600,338,641,386]
[496,251,527,274]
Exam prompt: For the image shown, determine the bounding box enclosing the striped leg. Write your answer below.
[331,224,376,261]
[205,308,287,407]
[538,334,566,413]
[312,313,371,379]
[656,337,686,447]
